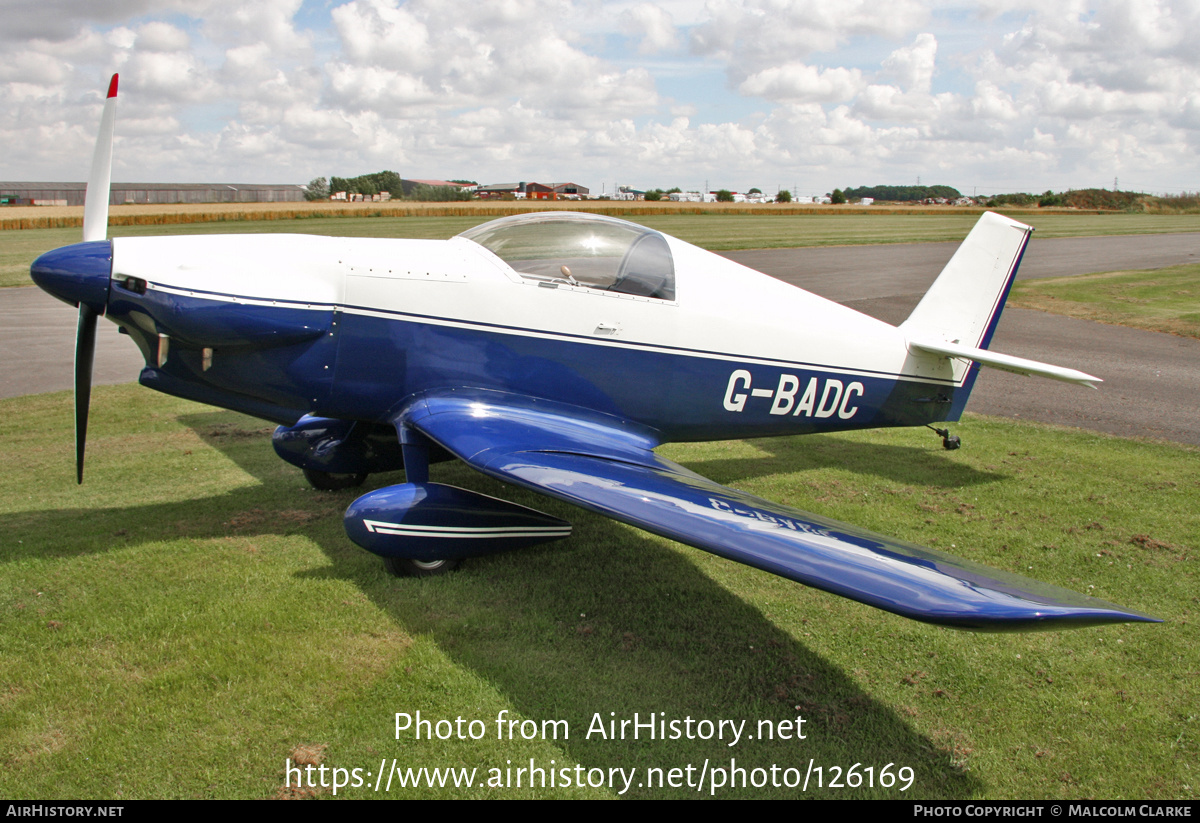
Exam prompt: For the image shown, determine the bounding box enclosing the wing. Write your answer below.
[399,389,1158,631]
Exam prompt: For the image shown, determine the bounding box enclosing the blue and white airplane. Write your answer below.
[31,75,1158,631]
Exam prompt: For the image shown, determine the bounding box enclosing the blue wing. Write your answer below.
[399,389,1159,631]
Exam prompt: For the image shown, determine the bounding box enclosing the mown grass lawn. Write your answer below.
[1,386,1194,799]
[1010,263,1200,340]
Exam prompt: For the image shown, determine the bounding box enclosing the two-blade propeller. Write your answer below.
[74,304,99,483]
[75,73,118,483]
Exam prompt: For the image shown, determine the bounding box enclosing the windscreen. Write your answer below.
[459,212,675,300]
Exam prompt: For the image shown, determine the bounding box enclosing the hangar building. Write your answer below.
[0,182,307,206]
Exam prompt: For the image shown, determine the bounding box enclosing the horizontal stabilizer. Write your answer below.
[401,389,1156,631]
[909,337,1102,387]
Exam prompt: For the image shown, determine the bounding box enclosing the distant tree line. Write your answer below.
[304,171,477,202]
[329,171,404,198]
[985,188,1177,211]
[404,184,474,201]
[643,187,682,201]
[842,185,963,202]
[984,192,1038,207]
[303,177,329,201]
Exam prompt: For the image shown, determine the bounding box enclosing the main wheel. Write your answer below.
[303,467,368,491]
[384,557,462,578]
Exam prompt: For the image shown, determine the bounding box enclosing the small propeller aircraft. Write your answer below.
[31,75,1158,631]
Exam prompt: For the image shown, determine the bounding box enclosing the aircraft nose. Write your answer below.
[31,240,112,313]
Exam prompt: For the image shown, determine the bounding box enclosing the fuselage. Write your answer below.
[38,216,969,443]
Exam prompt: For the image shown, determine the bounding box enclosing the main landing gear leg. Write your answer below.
[381,426,463,577]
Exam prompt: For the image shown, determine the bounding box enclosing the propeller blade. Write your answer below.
[82,74,118,244]
[73,73,117,482]
[75,303,99,484]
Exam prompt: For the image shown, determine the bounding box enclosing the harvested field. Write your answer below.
[2,199,1009,231]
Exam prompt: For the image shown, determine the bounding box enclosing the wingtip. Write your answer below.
[106,74,118,99]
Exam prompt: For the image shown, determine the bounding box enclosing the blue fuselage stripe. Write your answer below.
[112,286,963,439]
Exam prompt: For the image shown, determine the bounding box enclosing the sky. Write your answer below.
[3,0,1199,198]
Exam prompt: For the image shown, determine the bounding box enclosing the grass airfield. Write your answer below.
[1,390,1194,799]
[5,207,1200,288]
[1,209,1197,799]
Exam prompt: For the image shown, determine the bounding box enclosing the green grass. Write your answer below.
[6,211,1200,288]
[635,212,1200,250]
[1010,263,1200,339]
[1,385,1195,798]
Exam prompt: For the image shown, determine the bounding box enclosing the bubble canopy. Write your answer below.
[458,212,676,300]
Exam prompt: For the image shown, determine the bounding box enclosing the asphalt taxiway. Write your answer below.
[724,232,1200,445]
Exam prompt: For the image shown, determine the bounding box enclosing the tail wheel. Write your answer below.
[303,467,367,491]
[384,557,462,578]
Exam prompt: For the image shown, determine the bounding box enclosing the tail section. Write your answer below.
[907,337,1100,388]
[899,212,1100,420]
[900,211,1032,351]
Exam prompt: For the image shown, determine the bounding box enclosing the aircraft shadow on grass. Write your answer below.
[672,436,1006,492]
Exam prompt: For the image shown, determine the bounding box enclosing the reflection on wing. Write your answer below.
[399,389,1159,631]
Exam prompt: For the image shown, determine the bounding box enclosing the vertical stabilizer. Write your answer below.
[899,211,1033,350]
[900,212,1098,424]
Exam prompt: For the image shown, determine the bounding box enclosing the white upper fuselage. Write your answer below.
[110,229,958,393]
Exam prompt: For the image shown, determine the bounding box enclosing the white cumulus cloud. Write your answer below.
[1,0,1199,194]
